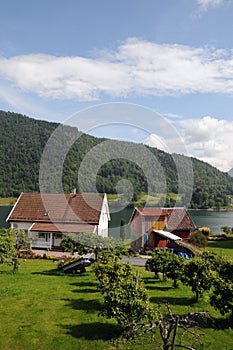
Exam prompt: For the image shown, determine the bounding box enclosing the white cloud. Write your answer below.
[180,116,233,171]
[2,39,233,101]
[196,0,224,12]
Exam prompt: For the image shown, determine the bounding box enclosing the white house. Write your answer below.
[7,192,110,249]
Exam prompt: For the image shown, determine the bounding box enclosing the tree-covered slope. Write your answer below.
[0,110,233,209]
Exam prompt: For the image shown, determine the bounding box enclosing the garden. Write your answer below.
[0,242,232,349]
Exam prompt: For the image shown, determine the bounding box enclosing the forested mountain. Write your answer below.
[229,168,233,177]
[0,110,233,209]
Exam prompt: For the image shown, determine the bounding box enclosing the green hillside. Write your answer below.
[0,110,233,209]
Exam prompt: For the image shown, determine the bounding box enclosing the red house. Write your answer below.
[130,207,196,252]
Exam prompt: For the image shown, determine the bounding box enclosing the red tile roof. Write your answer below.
[8,192,105,224]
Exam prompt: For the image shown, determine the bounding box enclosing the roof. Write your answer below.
[131,207,195,231]
[7,192,106,224]
[153,230,182,241]
[29,222,95,233]
[163,208,196,231]
[136,208,165,216]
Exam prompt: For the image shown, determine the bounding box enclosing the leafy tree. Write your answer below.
[93,251,154,333]
[181,255,216,301]
[145,249,172,280]
[221,226,231,234]
[15,229,31,252]
[210,260,233,320]
[166,254,186,288]
[211,277,233,321]
[0,228,17,266]
[60,236,76,254]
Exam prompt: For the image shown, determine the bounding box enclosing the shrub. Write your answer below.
[190,231,208,248]
[198,227,211,236]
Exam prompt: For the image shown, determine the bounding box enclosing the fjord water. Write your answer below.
[0,206,232,235]
[109,208,233,237]
[189,210,233,234]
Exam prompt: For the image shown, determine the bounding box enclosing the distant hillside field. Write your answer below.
[0,110,233,209]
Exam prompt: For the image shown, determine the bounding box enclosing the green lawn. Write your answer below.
[0,258,232,350]
[207,239,233,260]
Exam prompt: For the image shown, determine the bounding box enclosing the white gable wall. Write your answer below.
[97,194,110,237]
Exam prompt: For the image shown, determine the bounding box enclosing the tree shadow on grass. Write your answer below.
[32,268,92,277]
[69,281,97,288]
[69,281,98,294]
[150,296,195,306]
[31,268,64,276]
[62,297,102,313]
[62,322,121,340]
[146,285,173,292]
[200,315,233,330]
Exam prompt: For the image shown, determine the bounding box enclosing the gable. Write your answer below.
[163,208,196,231]
[130,206,196,232]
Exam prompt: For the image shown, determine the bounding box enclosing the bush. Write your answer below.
[190,231,208,248]
[198,227,211,236]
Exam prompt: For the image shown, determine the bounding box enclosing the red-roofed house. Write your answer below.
[7,192,110,249]
[130,207,195,251]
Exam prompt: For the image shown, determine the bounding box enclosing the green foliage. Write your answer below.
[15,229,31,251]
[0,110,233,209]
[221,226,233,234]
[93,251,154,331]
[166,254,186,288]
[181,253,216,301]
[210,260,233,319]
[145,248,172,280]
[0,228,17,265]
[189,230,208,248]
[0,259,233,349]
[60,236,76,254]
[67,232,123,250]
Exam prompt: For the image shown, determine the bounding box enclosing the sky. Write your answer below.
[0,0,233,172]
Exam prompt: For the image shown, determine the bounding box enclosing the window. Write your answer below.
[55,233,62,239]
[13,224,18,228]
[38,233,45,239]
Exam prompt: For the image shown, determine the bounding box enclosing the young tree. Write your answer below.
[0,228,17,266]
[93,250,154,333]
[145,249,172,280]
[166,254,186,288]
[210,260,233,321]
[60,236,76,255]
[181,255,216,301]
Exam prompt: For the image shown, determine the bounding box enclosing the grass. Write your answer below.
[207,239,233,260]
[0,254,232,350]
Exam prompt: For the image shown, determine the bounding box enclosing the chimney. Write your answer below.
[71,187,76,196]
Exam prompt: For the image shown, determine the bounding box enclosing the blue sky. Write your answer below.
[0,0,233,171]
